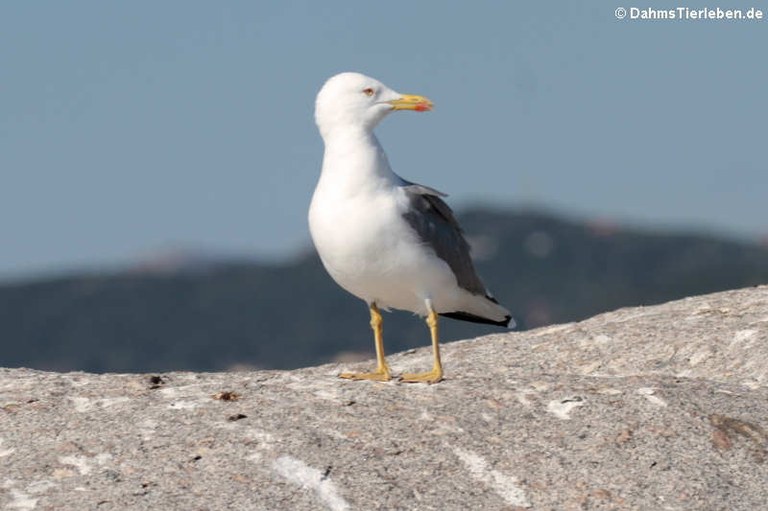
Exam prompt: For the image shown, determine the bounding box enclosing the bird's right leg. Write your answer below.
[339,303,392,382]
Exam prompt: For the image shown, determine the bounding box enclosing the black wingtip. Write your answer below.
[440,311,513,328]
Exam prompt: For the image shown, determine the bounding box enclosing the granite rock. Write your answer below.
[1,286,767,510]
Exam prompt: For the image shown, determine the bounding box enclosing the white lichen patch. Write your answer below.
[0,438,15,458]
[58,455,93,476]
[547,396,585,420]
[577,360,603,374]
[530,323,572,336]
[272,455,350,511]
[69,396,131,412]
[529,381,550,392]
[637,387,668,407]
[69,397,91,412]
[26,481,56,494]
[515,391,534,407]
[168,400,200,410]
[7,489,38,510]
[579,334,613,348]
[242,428,278,451]
[312,388,341,402]
[595,387,623,395]
[58,453,112,478]
[157,383,208,400]
[731,329,757,348]
[453,447,531,508]
[688,348,713,366]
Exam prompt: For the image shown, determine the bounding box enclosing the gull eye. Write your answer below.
[362,87,375,97]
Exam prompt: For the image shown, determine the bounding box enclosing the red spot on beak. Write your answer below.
[415,104,429,112]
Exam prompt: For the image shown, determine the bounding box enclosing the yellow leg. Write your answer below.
[339,303,392,382]
[400,310,443,384]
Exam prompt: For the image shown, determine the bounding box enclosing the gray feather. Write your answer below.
[401,184,487,296]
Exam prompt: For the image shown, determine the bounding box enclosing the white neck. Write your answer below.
[318,127,399,196]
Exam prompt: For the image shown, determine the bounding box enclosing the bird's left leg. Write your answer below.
[401,302,443,384]
[339,303,392,382]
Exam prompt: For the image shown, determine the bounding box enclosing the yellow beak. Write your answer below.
[387,94,433,112]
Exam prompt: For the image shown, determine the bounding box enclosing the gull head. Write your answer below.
[315,72,432,139]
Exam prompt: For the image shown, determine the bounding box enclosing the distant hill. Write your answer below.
[2,208,767,373]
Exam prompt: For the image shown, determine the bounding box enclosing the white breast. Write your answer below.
[309,181,456,315]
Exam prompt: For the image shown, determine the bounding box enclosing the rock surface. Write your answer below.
[1,286,767,510]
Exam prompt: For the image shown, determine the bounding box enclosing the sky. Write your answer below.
[2,1,766,279]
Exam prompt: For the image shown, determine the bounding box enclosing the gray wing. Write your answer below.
[401,184,487,296]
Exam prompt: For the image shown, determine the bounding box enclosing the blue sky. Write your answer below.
[2,1,766,278]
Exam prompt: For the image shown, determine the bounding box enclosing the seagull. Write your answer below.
[309,72,512,383]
